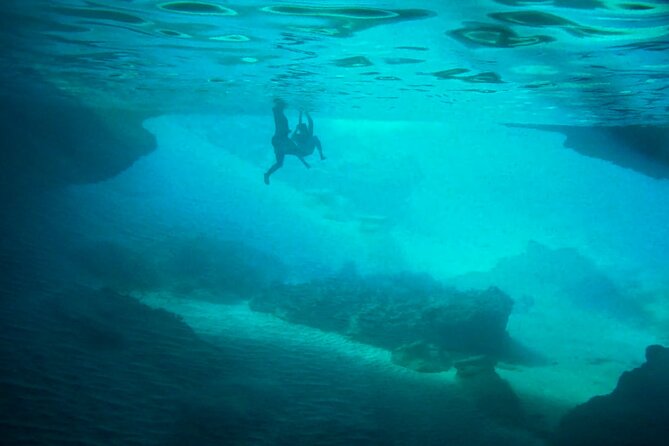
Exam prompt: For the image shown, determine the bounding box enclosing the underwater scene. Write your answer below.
[2,0,669,445]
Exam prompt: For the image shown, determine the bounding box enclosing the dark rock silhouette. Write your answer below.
[554,344,669,446]
[0,82,155,196]
[455,355,527,429]
[506,123,669,180]
[0,286,247,445]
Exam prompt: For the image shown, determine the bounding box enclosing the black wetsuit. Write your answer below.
[265,105,300,183]
[292,113,323,159]
[271,105,295,154]
[264,106,323,184]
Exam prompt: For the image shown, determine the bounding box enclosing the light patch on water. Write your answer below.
[512,65,560,76]
[209,34,250,42]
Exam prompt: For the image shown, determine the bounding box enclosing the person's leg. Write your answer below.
[264,155,283,183]
[301,142,315,157]
[314,137,325,160]
[263,138,285,184]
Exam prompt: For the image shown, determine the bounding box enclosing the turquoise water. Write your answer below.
[1,1,669,445]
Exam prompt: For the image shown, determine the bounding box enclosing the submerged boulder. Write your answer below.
[0,286,240,445]
[0,81,156,196]
[554,344,669,446]
[455,355,527,429]
[250,273,515,363]
[73,235,285,300]
[505,123,669,180]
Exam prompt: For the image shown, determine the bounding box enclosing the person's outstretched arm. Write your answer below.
[314,136,325,160]
[306,112,314,136]
[291,111,303,138]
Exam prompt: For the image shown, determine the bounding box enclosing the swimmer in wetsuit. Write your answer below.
[292,111,324,162]
[263,100,324,185]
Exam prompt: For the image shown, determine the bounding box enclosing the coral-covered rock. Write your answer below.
[554,344,669,446]
[251,273,514,360]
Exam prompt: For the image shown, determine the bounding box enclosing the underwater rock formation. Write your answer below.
[0,286,243,445]
[250,273,515,364]
[455,355,527,429]
[506,123,669,180]
[452,240,644,321]
[0,82,155,196]
[554,344,669,446]
[73,236,285,300]
[0,280,548,445]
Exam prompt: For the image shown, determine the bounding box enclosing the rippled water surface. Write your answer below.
[3,0,669,122]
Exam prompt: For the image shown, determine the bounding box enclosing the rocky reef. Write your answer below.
[554,344,669,446]
[0,81,155,197]
[454,355,527,429]
[0,286,249,445]
[452,240,645,322]
[250,272,516,369]
[73,235,285,301]
[506,123,669,180]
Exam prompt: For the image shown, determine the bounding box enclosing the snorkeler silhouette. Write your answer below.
[263,99,324,185]
[292,110,325,162]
